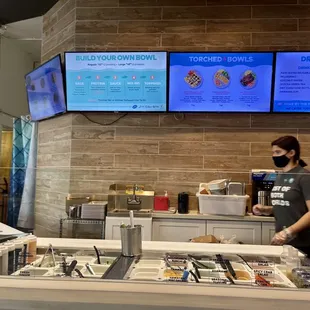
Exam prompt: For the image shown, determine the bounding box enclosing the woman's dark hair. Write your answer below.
[271,135,307,167]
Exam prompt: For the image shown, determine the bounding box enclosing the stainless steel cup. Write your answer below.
[258,191,271,206]
[75,205,82,219]
[120,225,142,257]
[69,206,77,218]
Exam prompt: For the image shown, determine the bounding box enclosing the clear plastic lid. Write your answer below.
[13,240,24,249]
[0,246,8,255]
[4,242,15,252]
[207,179,228,191]
[26,235,37,242]
[291,248,299,257]
[20,237,30,245]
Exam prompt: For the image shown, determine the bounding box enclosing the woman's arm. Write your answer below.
[288,201,310,235]
[253,204,273,216]
[289,173,310,235]
[272,173,310,245]
[272,203,310,245]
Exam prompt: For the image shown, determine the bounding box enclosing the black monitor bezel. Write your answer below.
[24,54,67,122]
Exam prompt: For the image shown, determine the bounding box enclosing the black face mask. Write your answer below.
[272,154,290,168]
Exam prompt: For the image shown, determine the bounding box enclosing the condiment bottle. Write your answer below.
[280,245,292,264]
[26,235,37,264]
[0,246,9,275]
[4,243,16,275]
[286,248,301,280]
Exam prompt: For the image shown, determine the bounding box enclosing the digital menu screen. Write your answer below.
[273,52,310,113]
[169,52,274,112]
[65,52,167,112]
[25,55,66,121]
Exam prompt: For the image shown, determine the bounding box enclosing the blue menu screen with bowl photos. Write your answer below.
[25,55,66,121]
[273,52,310,113]
[169,52,274,113]
[65,52,168,112]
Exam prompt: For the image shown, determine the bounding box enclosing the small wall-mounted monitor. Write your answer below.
[25,54,66,121]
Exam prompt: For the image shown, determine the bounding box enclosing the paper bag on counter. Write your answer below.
[190,235,219,243]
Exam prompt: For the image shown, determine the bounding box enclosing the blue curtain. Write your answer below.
[18,122,38,229]
[7,117,33,228]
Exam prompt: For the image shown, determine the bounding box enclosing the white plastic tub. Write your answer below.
[196,193,249,216]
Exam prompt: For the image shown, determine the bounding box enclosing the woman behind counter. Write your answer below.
[253,136,310,256]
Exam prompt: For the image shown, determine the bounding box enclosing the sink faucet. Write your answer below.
[127,184,141,206]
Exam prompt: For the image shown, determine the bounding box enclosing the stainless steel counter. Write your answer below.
[152,211,275,223]
[1,239,309,310]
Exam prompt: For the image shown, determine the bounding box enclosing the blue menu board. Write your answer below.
[25,55,66,121]
[169,52,274,112]
[65,52,167,112]
[274,52,310,113]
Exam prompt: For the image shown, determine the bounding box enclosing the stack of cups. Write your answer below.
[26,235,37,264]
[0,246,8,275]
[13,240,25,272]
[4,243,15,275]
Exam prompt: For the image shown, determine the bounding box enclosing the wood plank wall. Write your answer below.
[37,0,310,237]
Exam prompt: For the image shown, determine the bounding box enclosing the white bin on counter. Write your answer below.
[196,193,249,216]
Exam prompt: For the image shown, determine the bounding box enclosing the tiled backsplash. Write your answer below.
[42,0,310,62]
[35,112,310,237]
[36,0,310,236]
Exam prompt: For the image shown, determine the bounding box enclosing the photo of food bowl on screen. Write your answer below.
[168,52,274,113]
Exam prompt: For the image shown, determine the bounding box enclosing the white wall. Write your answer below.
[0,37,34,128]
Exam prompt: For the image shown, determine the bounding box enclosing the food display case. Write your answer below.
[0,237,310,310]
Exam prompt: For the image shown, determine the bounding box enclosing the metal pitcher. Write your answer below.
[120,225,142,257]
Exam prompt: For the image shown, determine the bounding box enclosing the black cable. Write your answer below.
[237,254,253,270]
[81,112,128,126]
[173,113,185,121]
[189,270,200,283]
[75,268,84,278]
[0,110,19,119]
[94,246,101,264]
[194,265,201,279]
[65,260,77,277]
[0,109,30,121]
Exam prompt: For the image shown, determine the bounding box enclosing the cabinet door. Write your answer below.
[152,219,206,242]
[262,223,276,245]
[105,217,152,241]
[206,221,262,245]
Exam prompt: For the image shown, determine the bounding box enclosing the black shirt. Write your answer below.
[271,165,310,247]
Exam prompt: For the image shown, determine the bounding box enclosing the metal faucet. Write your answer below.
[127,184,141,206]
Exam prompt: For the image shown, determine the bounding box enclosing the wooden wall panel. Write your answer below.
[37,0,310,236]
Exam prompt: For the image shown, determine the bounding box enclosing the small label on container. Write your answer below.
[250,261,275,268]
[254,269,275,277]
[211,278,229,284]
[212,269,226,273]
